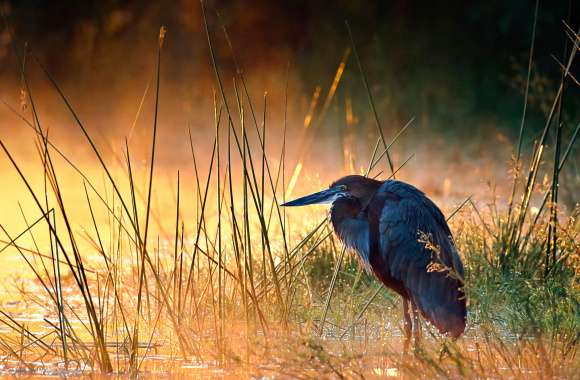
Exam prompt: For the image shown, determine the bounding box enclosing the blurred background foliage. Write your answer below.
[1,0,577,133]
[0,0,578,206]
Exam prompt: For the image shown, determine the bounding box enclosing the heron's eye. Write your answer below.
[337,185,348,191]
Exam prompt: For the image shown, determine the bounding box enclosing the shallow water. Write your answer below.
[0,304,569,380]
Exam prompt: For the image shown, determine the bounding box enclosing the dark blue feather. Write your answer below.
[373,180,466,337]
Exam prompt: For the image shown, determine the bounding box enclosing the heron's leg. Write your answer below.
[411,301,422,345]
[402,298,412,352]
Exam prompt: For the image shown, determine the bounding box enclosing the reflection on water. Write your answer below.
[0,294,566,380]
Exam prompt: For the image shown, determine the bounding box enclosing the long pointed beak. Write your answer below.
[281,187,344,207]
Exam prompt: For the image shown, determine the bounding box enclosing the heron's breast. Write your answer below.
[335,218,372,273]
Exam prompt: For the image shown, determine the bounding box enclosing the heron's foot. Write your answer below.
[413,323,422,347]
[402,299,413,355]
[411,303,422,347]
[403,335,411,355]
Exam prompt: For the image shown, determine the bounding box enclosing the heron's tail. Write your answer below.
[411,273,466,338]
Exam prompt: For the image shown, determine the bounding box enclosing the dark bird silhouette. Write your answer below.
[282,175,466,347]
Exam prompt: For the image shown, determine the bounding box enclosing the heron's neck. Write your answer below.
[330,197,362,229]
[330,197,372,271]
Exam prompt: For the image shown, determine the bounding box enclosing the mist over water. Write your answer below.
[0,1,577,239]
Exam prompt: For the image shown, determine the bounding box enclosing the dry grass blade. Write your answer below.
[346,20,395,176]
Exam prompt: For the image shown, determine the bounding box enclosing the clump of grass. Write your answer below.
[461,203,579,337]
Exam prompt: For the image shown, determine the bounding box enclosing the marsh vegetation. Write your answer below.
[0,2,578,378]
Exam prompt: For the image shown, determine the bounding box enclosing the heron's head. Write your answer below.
[281,175,381,207]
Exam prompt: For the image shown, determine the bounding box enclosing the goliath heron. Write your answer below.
[282,175,466,347]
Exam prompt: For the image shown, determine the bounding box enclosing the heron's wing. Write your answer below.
[373,180,466,337]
